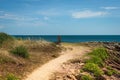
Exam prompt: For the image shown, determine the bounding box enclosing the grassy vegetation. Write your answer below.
[0,33,62,80]
[105,66,118,76]
[83,63,103,76]
[10,45,29,58]
[6,73,19,80]
[0,52,15,64]
[76,73,93,80]
[0,32,14,48]
[88,48,108,61]
[82,48,108,77]
[81,47,120,79]
[85,56,104,67]
[81,74,93,80]
[84,47,108,67]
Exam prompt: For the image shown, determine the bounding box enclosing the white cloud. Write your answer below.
[16,21,47,27]
[0,13,25,20]
[44,16,49,20]
[37,9,60,16]
[72,10,108,19]
[101,7,119,10]
[0,11,41,21]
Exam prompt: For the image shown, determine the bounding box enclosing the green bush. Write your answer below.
[0,32,13,46]
[11,46,29,58]
[81,75,93,80]
[83,63,103,76]
[106,70,114,76]
[6,73,19,80]
[106,66,118,76]
[86,56,104,67]
[89,48,108,61]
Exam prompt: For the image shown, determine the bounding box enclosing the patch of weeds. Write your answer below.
[81,74,93,80]
[0,32,13,44]
[10,45,29,58]
[83,63,103,77]
[76,74,93,80]
[106,66,118,76]
[80,69,84,73]
[106,70,114,76]
[6,73,19,80]
[0,32,14,48]
[89,48,108,61]
[85,56,104,67]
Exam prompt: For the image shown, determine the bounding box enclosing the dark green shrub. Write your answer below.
[83,63,103,76]
[11,46,29,58]
[0,32,13,45]
[81,75,93,80]
[6,73,19,80]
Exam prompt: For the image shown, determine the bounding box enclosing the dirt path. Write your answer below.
[25,45,90,80]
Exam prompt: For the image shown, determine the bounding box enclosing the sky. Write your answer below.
[0,0,120,35]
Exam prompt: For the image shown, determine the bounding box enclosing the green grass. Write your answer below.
[106,70,114,76]
[81,75,93,80]
[85,47,108,67]
[10,45,29,58]
[88,48,108,61]
[83,48,108,76]
[0,32,14,47]
[86,56,104,67]
[106,66,118,76]
[6,73,19,80]
[82,47,120,78]
[83,63,103,77]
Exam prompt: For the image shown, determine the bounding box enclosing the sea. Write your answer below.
[13,35,120,43]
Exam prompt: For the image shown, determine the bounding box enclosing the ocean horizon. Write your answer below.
[12,35,120,42]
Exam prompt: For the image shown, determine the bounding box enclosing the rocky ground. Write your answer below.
[50,42,120,80]
[103,42,120,71]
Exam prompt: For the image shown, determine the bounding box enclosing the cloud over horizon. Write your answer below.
[101,7,119,10]
[72,10,108,19]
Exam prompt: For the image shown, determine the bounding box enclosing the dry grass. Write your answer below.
[0,39,62,79]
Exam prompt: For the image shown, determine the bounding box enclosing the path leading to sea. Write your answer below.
[25,44,90,80]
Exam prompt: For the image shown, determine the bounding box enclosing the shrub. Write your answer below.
[86,56,104,67]
[0,32,13,46]
[89,48,108,61]
[106,70,114,76]
[6,73,19,80]
[10,46,29,58]
[81,75,93,80]
[83,63,103,76]
[106,66,118,76]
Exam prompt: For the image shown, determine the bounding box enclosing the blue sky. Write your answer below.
[0,0,120,35]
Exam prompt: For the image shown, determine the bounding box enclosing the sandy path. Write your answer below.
[25,45,90,80]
